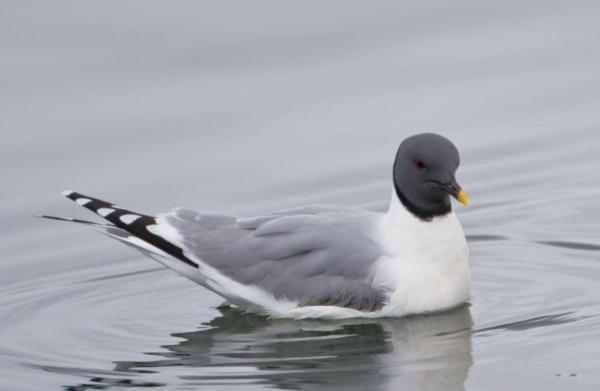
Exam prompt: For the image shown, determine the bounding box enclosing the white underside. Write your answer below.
[114,194,470,320]
[372,195,471,317]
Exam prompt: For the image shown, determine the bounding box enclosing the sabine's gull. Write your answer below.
[42,133,470,319]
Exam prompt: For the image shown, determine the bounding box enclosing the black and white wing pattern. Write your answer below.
[44,191,390,315]
[57,190,198,268]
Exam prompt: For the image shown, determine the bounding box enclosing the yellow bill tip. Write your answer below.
[457,189,469,207]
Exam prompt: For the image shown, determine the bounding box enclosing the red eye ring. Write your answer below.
[414,160,426,170]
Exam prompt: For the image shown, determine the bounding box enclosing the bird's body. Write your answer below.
[375,194,469,317]
[43,133,470,319]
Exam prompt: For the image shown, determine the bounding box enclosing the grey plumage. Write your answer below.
[164,205,388,311]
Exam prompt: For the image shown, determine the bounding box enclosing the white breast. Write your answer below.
[372,194,470,317]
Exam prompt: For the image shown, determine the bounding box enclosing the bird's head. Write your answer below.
[393,133,468,220]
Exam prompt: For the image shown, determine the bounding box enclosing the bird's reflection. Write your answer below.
[66,305,473,391]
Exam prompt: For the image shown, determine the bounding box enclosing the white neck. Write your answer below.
[373,190,470,316]
[387,191,418,220]
[381,190,459,255]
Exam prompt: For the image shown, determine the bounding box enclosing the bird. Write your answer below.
[41,133,470,319]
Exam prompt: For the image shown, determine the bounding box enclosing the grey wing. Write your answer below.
[163,206,388,312]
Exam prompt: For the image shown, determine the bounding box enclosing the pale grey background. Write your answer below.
[1,1,600,390]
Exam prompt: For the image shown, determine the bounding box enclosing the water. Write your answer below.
[2,1,600,389]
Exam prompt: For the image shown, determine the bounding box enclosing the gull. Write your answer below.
[42,133,470,319]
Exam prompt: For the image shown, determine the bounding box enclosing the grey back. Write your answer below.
[164,205,388,311]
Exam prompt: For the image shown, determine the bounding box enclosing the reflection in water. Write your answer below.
[65,306,473,391]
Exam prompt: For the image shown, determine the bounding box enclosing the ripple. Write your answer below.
[474,312,580,334]
[536,240,600,252]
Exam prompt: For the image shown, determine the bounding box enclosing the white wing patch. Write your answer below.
[146,218,183,244]
[75,198,92,206]
[119,214,141,224]
[97,208,115,217]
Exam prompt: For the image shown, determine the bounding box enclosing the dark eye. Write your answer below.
[414,160,426,170]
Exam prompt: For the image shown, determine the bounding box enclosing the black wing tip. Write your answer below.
[61,189,77,198]
[61,189,88,202]
[58,189,199,269]
[60,190,116,212]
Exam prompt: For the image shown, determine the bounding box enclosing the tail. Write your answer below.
[42,190,198,269]
[36,214,113,227]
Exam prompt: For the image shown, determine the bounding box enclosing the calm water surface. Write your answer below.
[2,1,600,390]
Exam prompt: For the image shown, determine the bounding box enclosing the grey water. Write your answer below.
[2,1,600,390]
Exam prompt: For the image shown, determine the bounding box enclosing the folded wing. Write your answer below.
[162,205,388,311]
[51,191,389,313]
